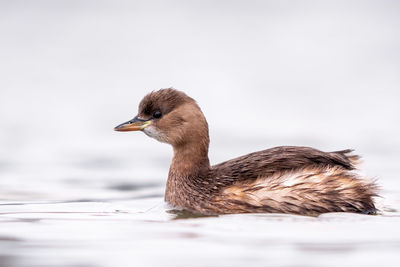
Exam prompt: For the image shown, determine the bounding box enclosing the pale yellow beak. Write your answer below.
[114,117,152,132]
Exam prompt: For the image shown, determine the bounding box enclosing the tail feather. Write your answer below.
[330,149,362,169]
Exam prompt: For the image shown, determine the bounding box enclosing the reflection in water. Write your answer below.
[107,182,161,191]
[0,256,17,267]
[0,236,22,242]
[167,209,218,220]
[295,242,356,253]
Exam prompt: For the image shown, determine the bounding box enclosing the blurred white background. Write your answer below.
[0,0,399,195]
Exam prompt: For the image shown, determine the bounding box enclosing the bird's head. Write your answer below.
[115,88,209,148]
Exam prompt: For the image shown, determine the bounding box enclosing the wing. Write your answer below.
[208,146,376,215]
[211,146,360,183]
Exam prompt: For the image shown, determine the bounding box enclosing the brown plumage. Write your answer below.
[115,88,379,216]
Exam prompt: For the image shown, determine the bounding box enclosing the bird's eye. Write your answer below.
[153,110,162,119]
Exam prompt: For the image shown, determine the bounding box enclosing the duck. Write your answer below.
[114,88,378,216]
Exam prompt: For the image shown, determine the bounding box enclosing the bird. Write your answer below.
[114,88,378,216]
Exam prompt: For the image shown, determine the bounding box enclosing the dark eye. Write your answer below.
[153,110,162,119]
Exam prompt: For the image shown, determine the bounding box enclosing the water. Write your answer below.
[1,1,400,267]
[0,188,399,267]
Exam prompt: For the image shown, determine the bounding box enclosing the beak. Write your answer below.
[114,116,152,132]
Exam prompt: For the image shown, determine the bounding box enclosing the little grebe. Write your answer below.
[115,89,378,216]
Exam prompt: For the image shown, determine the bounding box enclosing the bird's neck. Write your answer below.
[165,140,210,208]
[170,141,210,177]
